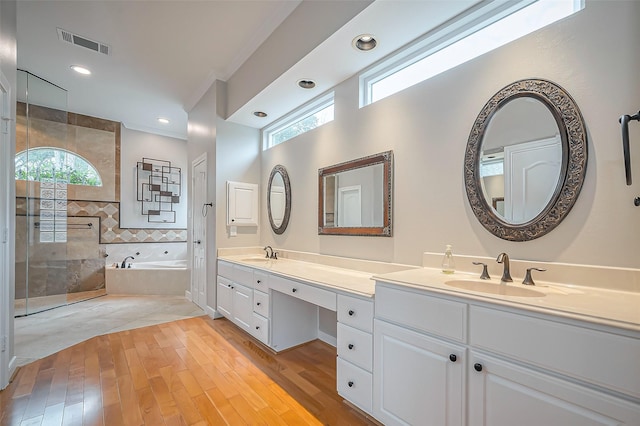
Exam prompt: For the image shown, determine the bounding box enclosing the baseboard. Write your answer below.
[8,355,17,382]
[205,305,222,319]
[185,290,192,301]
[317,330,337,348]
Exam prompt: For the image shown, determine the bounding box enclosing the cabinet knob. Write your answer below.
[257,280,261,284]
[474,363,483,372]
[348,344,354,350]
[256,302,261,306]
[347,381,354,388]
[449,354,457,362]
[256,326,260,330]
[348,310,355,316]
[292,288,297,293]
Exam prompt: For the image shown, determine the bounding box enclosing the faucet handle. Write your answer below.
[523,267,546,286]
[272,251,278,260]
[472,262,491,280]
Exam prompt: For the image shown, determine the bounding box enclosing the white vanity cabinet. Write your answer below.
[216,260,254,335]
[251,270,270,345]
[336,294,375,414]
[373,284,466,425]
[373,280,640,426]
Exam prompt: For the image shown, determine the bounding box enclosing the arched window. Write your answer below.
[15,147,102,186]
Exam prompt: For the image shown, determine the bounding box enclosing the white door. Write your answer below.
[504,136,561,223]
[0,71,12,390]
[191,154,207,309]
[338,185,362,227]
[373,319,465,426]
[468,353,640,426]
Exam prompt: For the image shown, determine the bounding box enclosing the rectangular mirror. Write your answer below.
[318,151,393,236]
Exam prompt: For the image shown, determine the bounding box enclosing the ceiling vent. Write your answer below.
[57,28,110,56]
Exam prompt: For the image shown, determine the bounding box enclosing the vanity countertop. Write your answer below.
[372,267,640,333]
[218,254,381,297]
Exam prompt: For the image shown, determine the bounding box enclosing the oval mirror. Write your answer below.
[464,79,587,241]
[267,165,291,235]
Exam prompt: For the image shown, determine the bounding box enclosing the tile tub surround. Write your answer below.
[13,294,205,366]
[105,241,187,264]
[105,263,189,295]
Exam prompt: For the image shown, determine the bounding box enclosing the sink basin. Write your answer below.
[445,280,545,298]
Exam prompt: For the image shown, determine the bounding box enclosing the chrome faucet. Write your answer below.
[264,246,273,259]
[496,252,513,282]
[121,256,135,269]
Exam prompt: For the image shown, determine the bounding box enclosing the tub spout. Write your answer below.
[121,256,135,269]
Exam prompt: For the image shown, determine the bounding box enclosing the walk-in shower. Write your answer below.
[15,70,107,316]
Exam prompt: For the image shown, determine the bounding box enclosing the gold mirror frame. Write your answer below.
[464,79,587,241]
[267,165,291,235]
[318,151,393,236]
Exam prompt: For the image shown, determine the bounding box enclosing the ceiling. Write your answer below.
[16,0,481,140]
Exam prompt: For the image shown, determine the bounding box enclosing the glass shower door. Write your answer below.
[15,70,69,316]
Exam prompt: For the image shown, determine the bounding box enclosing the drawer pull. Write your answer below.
[449,354,457,362]
[474,363,483,372]
[256,302,261,306]
[348,381,354,388]
[257,280,261,284]
[348,310,355,316]
[292,288,297,293]
[256,326,260,330]
[348,344,354,350]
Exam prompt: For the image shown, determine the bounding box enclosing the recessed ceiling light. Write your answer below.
[157,117,170,124]
[70,65,91,75]
[298,79,316,89]
[353,34,377,51]
[253,111,267,118]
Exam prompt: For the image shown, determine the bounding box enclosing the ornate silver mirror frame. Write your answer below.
[464,78,587,241]
[267,164,292,235]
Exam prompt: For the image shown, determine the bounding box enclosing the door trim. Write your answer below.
[190,153,207,309]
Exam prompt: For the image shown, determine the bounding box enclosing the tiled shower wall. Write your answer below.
[16,104,187,298]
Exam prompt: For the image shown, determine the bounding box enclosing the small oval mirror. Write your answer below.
[267,165,291,235]
[464,79,587,241]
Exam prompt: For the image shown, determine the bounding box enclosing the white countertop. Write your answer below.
[373,267,640,333]
[218,253,640,333]
[219,254,378,297]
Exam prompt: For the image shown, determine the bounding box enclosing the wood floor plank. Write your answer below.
[1,315,377,426]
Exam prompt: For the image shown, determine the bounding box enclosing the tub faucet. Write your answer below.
[496,252,513,282]
[121,256,135,269]
[264,246,273,259]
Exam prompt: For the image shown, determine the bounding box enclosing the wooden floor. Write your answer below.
[0,316,378,425]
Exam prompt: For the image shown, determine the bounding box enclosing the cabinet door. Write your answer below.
[217,276,233,318]
[373,319,464,426]
[232,283,253,333]
[468,353,640,426]
[227,181,259,226]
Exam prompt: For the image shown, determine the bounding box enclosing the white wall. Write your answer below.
[0,0,17,390]
[215,117,262,248]
[260,1,640,272]
[120,126,187,229]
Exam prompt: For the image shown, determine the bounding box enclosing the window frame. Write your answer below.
[15,146,103,186]
[263,91,335,150]
[359,0,584,107]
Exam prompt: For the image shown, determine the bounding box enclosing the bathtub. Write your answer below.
[105,260,189,295]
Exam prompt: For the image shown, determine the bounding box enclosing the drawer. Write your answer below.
[254,270,269,292]
[337,358,373,414]
[253,290,269,317]
[234,264,254,287]
[338,294,374,333]
[337,323,373,372]
[251,313,269,345]
[470,305,640,399]
[269,275,336,311]
[375,283,467,342]
[217,260,234,280]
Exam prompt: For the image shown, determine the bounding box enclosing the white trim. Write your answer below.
[0,69,15,390]
[317,330,337,348]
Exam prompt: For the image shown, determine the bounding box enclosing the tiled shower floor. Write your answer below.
[13,294,205,366]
